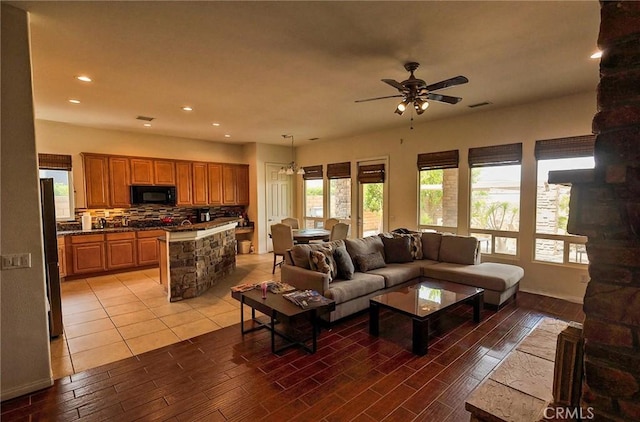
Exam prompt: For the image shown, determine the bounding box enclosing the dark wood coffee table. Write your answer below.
[369,279,484,356]
[231,288,335,354]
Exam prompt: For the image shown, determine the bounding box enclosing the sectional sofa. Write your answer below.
[281,232,524,323]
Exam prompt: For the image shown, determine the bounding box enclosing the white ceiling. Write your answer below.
[11,1,601,146]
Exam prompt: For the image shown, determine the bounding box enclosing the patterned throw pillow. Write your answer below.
[392,232,423,260]
[354,251,386,272]
[309,247,337,281]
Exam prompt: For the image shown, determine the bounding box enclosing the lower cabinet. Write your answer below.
[57,236,67,278]
[136,230,165,266]
[70,234,106,274]
[106,232,137,270]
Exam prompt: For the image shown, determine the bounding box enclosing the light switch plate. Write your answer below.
[1,253,32,270]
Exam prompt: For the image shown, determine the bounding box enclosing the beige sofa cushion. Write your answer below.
[421,232,442,261]
[289,240,345,269]
[439,235,479,265]
[325,272,385,304]
[422,262,523,292]
[368,263,422,288]
[345,236,385,261]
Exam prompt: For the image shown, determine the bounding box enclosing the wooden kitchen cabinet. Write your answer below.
[222,164,249,205]
[175,161,192,205]
[192,162,208,205]
[106,232,137,270]
[136,230,165,266]
[83,154,110,208]
[207,163,223,205]
[153,159,176,185]
[130,158,154,185]
[57,236,67,278]
[236,164,250,205]
[108,156,131,207]
[70,234,106,274]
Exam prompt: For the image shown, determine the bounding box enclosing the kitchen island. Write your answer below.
[160,217,241,301]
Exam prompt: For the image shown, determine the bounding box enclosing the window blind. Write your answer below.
[38,153,72,171]
[468,143,522,168]
[327,162,351,179]
[302,165,323,180]
[417,150,459,170]
[535,134,595,160]
[358,164,385,183]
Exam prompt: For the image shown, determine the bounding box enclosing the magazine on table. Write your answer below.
[283,290,332,309]
[231,281,296,294]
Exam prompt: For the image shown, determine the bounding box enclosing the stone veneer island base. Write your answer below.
[159,217,240,301]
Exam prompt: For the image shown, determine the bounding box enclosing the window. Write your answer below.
[358,163,385,237]
[328,162,351,225]
[418,150,459,232]
[469,143,522,256]
[534,135,594,265]
[38,154,74,220]
[302,165,323,228]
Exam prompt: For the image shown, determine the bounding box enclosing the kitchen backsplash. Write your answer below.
[57,205,247,231]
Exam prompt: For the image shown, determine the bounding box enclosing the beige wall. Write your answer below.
[295,91,596,303]
[35,120,249,209]
[1,5,53,400]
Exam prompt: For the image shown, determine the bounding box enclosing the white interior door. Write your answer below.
[266,163,292,252]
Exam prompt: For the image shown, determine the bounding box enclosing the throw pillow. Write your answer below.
[354,251,386,272]
[333,246,355,280]
[309,247,337,281]
[392,232,423,260]
[382,236,413,263]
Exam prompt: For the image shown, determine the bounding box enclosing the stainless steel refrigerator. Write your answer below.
[40,178,64,337]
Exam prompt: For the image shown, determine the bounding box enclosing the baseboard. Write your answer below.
[1,377,53,402]
[519,287,584,305]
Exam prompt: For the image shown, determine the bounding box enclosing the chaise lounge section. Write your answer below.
[282,231,524,323]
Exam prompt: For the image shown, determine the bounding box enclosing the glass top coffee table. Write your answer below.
[369,278,484,356]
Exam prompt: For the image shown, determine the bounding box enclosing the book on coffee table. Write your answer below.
[283,290,332,309]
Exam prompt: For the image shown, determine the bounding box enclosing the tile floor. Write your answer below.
[50,253,279,378]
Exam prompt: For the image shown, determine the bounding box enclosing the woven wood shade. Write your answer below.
[358,164,385,183]
[38,153,72,170]
[302,165,323,180]
[417,150,459,170]
[535,134,595,160]
[469,143,522,168]
[327,162,351,179]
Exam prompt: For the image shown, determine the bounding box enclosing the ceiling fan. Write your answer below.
[355,62,469,115]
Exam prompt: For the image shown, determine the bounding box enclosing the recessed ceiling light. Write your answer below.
[143,123,152,127]
[212,122,220,126]
[68,99,81,104]
[224,134,231,138]
[76,75,92,82]
[182,106,193,111]
[590,50,603,59]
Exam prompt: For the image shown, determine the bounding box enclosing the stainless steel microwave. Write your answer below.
[130,185,176,205]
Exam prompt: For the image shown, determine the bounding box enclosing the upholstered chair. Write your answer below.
[330,222,350,241]
[324,218,339,231]
[271,223,294,273]
[281,217,300,229]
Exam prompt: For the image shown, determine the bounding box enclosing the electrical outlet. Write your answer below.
[1,253,32,270]
[580,275,590,284]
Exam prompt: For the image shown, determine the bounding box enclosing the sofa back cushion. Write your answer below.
[345,236,384,262]
[421,232,442,261]
[439,235,479,265]
[382,236,413,263]
[289,240,345,269]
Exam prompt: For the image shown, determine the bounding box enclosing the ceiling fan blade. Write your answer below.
[381,79,406,91]
[355,94,404,103]
[425,93,462,104]
[425,75,469,92]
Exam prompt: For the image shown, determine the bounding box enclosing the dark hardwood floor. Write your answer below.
[1,292,584,421]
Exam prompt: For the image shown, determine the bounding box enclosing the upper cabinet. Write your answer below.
[83,154,110,208]
[175,161,192,206]
[82,153,249,208]
[130,158,154,185]
[153,160,176,185]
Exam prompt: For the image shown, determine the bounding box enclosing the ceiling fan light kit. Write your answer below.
[356,62,468,118]
[278,134,305,176]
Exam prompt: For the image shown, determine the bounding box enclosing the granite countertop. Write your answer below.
[57,217,242,236]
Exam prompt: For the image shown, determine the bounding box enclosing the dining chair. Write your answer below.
[330,222,350,241]
[281,217,300,229]
[324,218,339,231]
[270,223,294,274]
